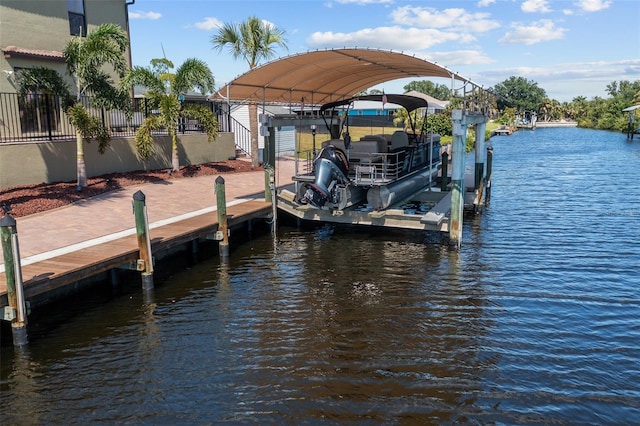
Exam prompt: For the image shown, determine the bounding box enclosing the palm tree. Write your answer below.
[211,16,287,168]
[63,23,131,188]
[120,58,219,172]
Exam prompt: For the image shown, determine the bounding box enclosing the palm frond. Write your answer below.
[135,115,164,160]
[182,104,219,142]
[174,58,215,95]
[66,103,111,154]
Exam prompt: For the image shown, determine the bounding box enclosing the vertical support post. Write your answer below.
[264,125,277,203]
[44,94,53,141]
[265,125,278,236]
[440,151,449,191]
[449,109,466,249]
[486,145,493,204]
[474,122,487,210]
[215,176,230,261]
[1,214,29,346]
[132,191,154,290]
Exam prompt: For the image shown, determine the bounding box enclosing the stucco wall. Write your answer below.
[0,0,130,93]
[0,133,236,189]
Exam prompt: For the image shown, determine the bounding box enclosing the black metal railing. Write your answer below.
[0,92,230,143]
[225,115,251,156]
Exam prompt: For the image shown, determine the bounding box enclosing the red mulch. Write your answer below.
[0,160,261,218]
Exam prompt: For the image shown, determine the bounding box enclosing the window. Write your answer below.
[68,0,86,37]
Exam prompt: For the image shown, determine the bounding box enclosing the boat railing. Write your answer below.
[351,151,404,185]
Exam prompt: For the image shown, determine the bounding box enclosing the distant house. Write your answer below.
[324,91,448,127]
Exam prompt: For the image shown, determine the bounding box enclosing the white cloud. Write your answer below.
[477,0,496,6]
[390,6,500,33]
[499,19,566,44]
[194,17,223,30]
[521,0,551,13]
[307,26,473,51]
[129,10,162,20]
[575,0,612,12]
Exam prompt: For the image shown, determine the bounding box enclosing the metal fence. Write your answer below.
[0,92,238,144]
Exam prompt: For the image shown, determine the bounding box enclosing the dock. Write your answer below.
[491,125,514,136]
[1,200,270,304]
[1,158,298,311]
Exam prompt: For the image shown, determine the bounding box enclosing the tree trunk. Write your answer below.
[76,131,87,188]
[171,132,180,172]
[248,102,260,169]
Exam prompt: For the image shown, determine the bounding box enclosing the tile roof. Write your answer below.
[3,45,65,62]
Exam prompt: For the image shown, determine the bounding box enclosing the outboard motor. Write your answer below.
[299,145,349,208]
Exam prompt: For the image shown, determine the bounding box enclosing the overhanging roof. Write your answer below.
[213,48,473,105]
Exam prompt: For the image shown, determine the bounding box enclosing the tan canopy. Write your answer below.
[213,48,474,105]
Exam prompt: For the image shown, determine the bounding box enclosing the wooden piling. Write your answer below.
[449,109,466,249]
[132,191,154,290]
[215,176,230,260]
[486,145,493,204]
[474,122,487,211]
[1,214,29,346]
[440,152,449,191]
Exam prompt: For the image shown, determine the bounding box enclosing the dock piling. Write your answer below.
[449,109,466,249]
[486,145,493,204]
[474,122,487,212]
[215,176,230,261]
[132,191,154,290]
[440,152,449,191]
[1,214,29,346]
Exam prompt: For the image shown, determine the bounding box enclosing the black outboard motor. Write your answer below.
[299,145,349,208]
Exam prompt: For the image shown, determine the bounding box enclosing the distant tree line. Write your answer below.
[395,76,640,134]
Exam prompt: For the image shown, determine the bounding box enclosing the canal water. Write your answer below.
[1,127,639,424]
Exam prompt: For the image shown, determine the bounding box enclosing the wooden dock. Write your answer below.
[0,200,271,306]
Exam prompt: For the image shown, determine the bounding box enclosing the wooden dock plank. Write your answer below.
[0,201,271,303]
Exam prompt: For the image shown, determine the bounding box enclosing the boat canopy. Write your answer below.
[213,48,475,105]
[320,93,430,113]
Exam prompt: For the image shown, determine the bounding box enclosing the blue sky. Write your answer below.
[128,0,640,102]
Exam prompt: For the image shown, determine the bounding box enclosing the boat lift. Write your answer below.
[213,48,494,247]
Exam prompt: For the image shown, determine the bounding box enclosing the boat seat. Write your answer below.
[349,138,386,165]
[389,131,409,151]
[359,135,388,151]
[321,139,348,152]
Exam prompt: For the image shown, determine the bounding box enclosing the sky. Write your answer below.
[127,0,640,103]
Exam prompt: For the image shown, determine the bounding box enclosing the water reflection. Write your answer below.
[2,128,639,423]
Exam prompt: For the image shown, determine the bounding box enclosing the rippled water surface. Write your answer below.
[2,127,639,424]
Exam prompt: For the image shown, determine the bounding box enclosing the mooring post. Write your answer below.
[132,191,154,290]
[449,109,466,249]
[440,151,449,191]
[215,176,230,261]
[486,145,493,204]
[0,214,29,346]
[474,122,487,211]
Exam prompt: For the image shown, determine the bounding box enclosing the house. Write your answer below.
[1,0,133,93]
[1,0,134,140]
[228,103,297,156]
[318,91,448,128]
